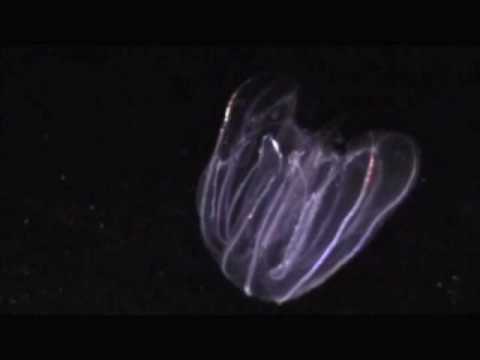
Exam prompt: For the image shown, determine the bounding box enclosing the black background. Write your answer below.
[0,46,478,314]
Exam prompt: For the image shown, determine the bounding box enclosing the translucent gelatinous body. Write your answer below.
[197,77,420,304]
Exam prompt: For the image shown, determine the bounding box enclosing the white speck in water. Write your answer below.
[9,297,17,305]
[21,266,30,276]
[23,217,30,225]
[451,274,460,281]
[99,222,104,229]
[60,174,66,181]
[436,281,443,288]
[89,204,96,211]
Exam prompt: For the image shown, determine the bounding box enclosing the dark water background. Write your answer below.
[0,46,478,314]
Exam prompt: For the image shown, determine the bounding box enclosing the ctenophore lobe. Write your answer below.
[197,77,420,304]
